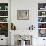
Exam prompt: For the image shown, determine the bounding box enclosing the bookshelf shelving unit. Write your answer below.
[38,3,46,37]
[0,3,8,37]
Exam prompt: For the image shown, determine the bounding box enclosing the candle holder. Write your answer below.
[29,25,35,30]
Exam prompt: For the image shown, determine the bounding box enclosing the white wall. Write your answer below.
[11,0,46,30]
[11,0,38,30]
[10,0,46,46]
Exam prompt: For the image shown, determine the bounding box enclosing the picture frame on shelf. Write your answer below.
[17,10,29,20]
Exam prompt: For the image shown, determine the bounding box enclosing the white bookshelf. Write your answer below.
[38,3,46,28]
[0,3,8,38]
[38,10,46,11]
[0,3,8,23]
[38,3,46,37]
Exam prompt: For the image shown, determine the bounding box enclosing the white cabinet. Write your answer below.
[0,35,8,45]
[0,0,11,45]
[38,3,46,46]
[0,0,8,45]
[38,37,46,46]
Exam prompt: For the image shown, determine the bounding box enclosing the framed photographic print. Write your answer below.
[17,10,29,20]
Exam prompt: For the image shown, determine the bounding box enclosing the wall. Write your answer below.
[11,0,46,46]
[11,0,46,30]
[11,0,38,30]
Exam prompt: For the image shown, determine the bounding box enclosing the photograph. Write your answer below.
[17,10,29,20]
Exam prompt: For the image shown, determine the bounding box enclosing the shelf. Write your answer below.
[38,15,46,17]
[38,10,46,11]
[38,28,46,29]
[0,10,8,11]
[38,22,46,23]
[0,22,8,23]
[0,16,8,17]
